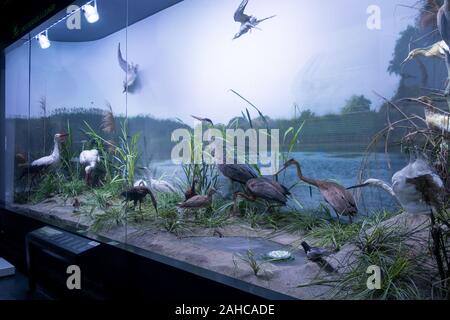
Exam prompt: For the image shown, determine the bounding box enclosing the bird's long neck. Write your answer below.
[51,139,61,159]
[292,162,319,188]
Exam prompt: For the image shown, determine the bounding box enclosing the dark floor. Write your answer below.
[0,272,48,300]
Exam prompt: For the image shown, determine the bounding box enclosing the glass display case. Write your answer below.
[2,0,449,300]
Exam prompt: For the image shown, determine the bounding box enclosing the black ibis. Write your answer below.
[121,186,158,212]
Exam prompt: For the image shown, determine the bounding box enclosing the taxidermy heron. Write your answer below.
[348,157,444,215]
[178,188,217,210]
[79,149,100,186]
[276,159,358,222]
[20,133,68,181]
[401,40,450,65]
[118,43,139,93]
[134,167,178,194]
[233,0,276,40]
[403,96,450,134]
[233,177,290,213]
[217,163,259,186]
[122,185,158,212]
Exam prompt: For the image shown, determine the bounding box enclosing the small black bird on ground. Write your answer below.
[121,186,158,212]
[301,241,333,262]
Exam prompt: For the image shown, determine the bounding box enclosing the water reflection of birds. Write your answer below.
[233,177,290,213]
[276,159,358,223]
[401,41,449,65]
[233,0,276,40]
[402,96,450,134]
[79,149,100,186]
[118,43,139,93]
[348,158,444,215]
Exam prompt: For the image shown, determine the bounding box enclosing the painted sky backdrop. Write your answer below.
[6,0,418,122]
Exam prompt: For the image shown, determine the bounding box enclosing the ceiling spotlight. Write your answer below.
[83,0,99,24]
[37,30,51,49]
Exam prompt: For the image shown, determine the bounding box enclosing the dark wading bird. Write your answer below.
[233,177,290,213]
[191,115,214,126]
[217,163,259,186]
[276,159,358,223]
[347,157,444,215]
[121,185,158,213]
[118,43,139,93]
[178,188,217,210]
[184,178,198,201]
[437,0,450,95]
[233,0,276,40]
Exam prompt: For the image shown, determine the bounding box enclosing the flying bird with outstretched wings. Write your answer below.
[233,0,276,40]
[118,43,139,93]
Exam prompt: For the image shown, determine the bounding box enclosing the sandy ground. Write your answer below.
[11,196,434,300]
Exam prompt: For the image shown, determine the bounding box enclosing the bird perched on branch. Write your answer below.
[348,157,444,215]
[276,159,357,223]
[233,0,276,40]
[121,186,158,212]
[401,40,450,65]
[402,96,450,134]
[79,149,100,186]
[20,133,68,182]
[178,188,217,210]
[118,43,139,93]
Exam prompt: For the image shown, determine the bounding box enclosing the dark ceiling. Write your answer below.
[48,0,184,42]
[1,0,184,50]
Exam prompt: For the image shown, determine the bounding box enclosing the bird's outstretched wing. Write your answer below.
[117,43,130,72]
[256,15,276,24]
[234,0,251,23]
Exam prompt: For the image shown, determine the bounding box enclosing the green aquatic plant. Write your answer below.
[307,220,361,250]
[91,207,127,232]
[31,174,59,203]
[114,119,140,187]
[58,176,86,199]
[233,249,271,277]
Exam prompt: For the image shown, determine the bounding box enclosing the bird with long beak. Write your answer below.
[276,159,357,223]
[233,0,276,40]
[21,133,68,182]
[121,185,158,212]
[233,177,290,213]
[178,188,217,210]
[401,96,450,134]
[347,157,444,215]
[191,115,214,126]
[401,41,449,66]
[118,43,139,93]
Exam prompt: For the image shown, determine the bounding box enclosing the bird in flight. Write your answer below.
[233,0,276,40]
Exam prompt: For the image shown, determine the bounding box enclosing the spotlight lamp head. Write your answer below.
[37,30,51,49]
[83,0,100,24]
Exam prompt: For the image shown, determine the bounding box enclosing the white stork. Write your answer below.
[79,149,100,185]
[21,133,68,182]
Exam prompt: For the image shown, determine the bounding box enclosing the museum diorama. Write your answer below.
[1,0,450,300]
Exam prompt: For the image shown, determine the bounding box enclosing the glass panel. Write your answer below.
[4,36,31,206]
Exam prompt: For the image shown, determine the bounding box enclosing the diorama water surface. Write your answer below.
[151,151,406,215]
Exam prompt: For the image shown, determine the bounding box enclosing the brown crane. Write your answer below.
[276,159,358,223]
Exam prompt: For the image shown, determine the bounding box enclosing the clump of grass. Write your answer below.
[58,178,86,199]
[91,207,127,232]
[298,216,441,300]
[233,249,270,277]
[307,221,361,249]
[31,174,59,203]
